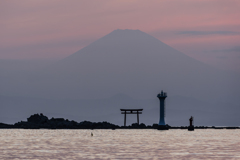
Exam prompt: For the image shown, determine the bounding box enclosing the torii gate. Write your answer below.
[120,109,143,126]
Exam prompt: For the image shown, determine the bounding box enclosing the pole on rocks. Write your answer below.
[124,111,126,126]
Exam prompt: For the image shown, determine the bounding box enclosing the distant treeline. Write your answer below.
[0,113,239,129]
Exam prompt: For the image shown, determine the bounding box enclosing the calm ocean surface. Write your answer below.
[0,129,239,159]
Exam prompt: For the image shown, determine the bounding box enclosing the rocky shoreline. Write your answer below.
[0,113,239,129]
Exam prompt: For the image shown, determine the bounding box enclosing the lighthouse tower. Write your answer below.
[157,90,167,126]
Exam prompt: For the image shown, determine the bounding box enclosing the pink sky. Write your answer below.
[1,0,240,71]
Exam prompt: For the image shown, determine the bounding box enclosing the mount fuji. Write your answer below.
[1,29,239,126]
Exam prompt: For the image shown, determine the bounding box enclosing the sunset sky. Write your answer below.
[1,0,240,71]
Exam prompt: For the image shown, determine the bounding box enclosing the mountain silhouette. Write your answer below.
[1,29,239,125]
[31,29,239,101]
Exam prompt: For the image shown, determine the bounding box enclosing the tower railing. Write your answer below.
[158,92,167,97]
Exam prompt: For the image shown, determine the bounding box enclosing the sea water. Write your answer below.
[0,129,239,159]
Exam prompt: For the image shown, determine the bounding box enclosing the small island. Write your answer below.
[0,113,239,130]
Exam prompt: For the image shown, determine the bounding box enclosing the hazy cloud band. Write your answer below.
[177,31,240,36]
[212,46,240,53]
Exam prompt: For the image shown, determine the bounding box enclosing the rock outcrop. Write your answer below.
[13,113,120,129]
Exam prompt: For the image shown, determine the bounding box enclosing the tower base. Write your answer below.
[188,126,194,131]
[157,125,169,130]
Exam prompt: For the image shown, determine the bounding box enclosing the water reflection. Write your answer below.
[0,129,239,159]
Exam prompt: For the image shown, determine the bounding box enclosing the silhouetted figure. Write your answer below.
[91,132,93,136]
[188,116,194,131]
[189,116,193,127]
